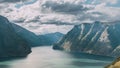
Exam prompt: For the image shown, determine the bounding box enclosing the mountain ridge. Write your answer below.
[53,21,120,57]
[11,23,64,46]
[0,15,31,58]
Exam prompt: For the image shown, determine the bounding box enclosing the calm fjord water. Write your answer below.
[0,46,114,68]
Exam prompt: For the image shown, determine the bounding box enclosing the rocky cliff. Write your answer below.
[105,57,120,68]
[53,21,120,57]
[0,15,31,58]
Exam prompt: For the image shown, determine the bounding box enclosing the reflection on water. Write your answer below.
[70,61,108,67]
[0,46,114,68]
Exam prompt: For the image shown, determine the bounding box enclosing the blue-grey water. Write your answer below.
[0,46,114,68]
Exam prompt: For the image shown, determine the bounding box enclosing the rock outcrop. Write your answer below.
[0,15,31,58]
[105,57,120,68]
[53,21,120,57]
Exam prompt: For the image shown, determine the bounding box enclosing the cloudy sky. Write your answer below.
[0,0,120,34]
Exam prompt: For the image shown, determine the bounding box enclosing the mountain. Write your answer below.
[11,23,41,47]
[53,21,120,57]
[11,23,64,46]
[38,32,64,45]
[0,15,31,58]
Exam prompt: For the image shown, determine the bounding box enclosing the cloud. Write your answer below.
[13,18,26,23]
[16,23,73,35]
[0,0,30,3]
[2,0,120,24]
[90,3,120,21]
[90,0,118,5]
[1,0,120,34]
[102,0,118,4]
[106,0,118,4]
[1,1,40,22]
[40,0,90,14]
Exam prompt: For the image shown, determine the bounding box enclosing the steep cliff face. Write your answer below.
[53,21,120,57]
[0,15,31,57]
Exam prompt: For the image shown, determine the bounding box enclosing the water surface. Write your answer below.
[0,46,114,68]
